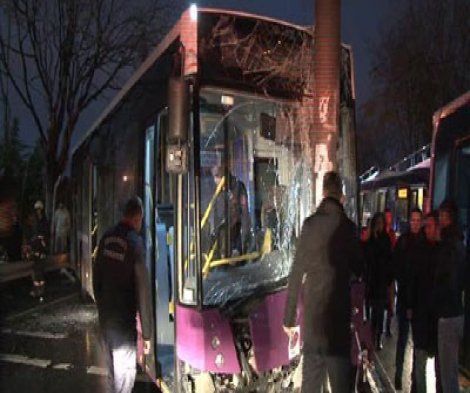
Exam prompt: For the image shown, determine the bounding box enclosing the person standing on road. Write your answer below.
[365,212,392,350]
[26,200,49,300]
[408,212,441,393]
[433,201,465,393]
[384,208,397,336]
[53,202,71,254]
[283,171,363,393]
[393,208,423,390]
[384,208,397,248]
[93,196,154,393]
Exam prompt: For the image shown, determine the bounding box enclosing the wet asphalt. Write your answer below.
[2,271,466,393]
[0,271,389,393]
[0,272,158,393]
[375,316,470,393]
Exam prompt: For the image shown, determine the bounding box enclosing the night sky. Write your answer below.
[9,0,394,150]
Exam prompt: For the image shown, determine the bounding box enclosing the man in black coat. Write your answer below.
[283,171,363,393]
[408,212,440,393]
[433,201,466,393]
[392,208,423,390]
[365,213,392,350]
[93,197,154,393]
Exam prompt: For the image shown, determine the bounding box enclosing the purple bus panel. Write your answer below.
[176,305,241,373]
[249,289,303,372]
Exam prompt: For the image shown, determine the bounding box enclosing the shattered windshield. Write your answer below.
[199,89,313,307]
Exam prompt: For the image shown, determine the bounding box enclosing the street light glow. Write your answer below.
[190,4,197,21]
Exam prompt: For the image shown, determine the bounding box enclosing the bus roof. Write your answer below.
[361,166,429,191]
[433,90,470,133]
[71,7,349,157]
[198,7,311,33]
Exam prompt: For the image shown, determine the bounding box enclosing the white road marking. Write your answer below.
[86,365,107,376]
[86,366,151,382]
[1,328,67,339]
[0,353,51,368]
[53,363,73,370]
[1,353,152,383]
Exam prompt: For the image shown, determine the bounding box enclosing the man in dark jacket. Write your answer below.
[384,208,397,336]
[93,197,153,393]
[408,212,440,393]
[433,201,465,393]
[365,212,392,350]
[283,171,363,393]
[393,208,423,390]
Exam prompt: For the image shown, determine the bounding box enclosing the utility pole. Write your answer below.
[311,0,341,207]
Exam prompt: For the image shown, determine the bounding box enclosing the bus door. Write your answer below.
[80,161,97,297]
[454,137,470,247]
[376,189,386,213]
[395,185,409,233]
[143,109,176,385]
[454,136,470,369]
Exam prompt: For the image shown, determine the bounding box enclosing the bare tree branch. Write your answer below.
[359,0,470,169]
[0,0,174,213]
[0,15,47,144]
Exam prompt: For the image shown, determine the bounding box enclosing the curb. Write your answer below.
[371,352,396,393]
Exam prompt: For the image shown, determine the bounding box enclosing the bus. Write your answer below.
[71,6,358,392]
[429,91,470,371]
[360,145,430,233]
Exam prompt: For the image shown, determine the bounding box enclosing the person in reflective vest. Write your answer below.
[26,200,49,300]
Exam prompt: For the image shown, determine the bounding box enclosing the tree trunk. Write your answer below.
[45,162,55,221]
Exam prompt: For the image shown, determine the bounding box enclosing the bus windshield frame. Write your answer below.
[182,87,314,308]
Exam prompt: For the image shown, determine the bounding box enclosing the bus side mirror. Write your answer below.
[166,77,189,174]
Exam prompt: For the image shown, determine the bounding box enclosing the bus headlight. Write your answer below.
[211,336,220,350]
[215,353,224,368]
